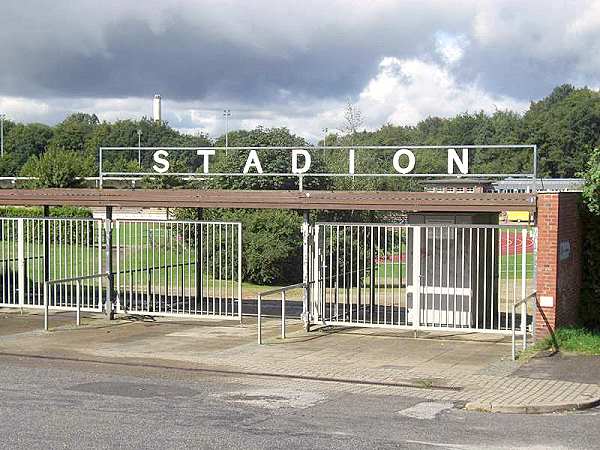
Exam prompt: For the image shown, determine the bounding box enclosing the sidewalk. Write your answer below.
[1,308,599,414]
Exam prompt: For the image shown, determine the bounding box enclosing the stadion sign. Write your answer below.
[98,145,537,186]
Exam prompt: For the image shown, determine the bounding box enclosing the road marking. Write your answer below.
[397,401,454,420]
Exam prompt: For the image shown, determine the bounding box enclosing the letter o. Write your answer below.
[393,149,415,174]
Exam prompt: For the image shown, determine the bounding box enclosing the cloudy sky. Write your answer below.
[1,0,599,142]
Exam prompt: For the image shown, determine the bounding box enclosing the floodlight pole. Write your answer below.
[0,114,5,158]
[137,129,142,166]
[223,109,231,155]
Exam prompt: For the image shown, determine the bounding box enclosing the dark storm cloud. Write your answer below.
[0,1,470,102]
[1,0,600,115]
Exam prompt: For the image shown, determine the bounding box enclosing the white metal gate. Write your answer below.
[0,217,105,311]
[115,219,242,320]
[309,222,536,334]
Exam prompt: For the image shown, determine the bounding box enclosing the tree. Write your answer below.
[0,123,53,176]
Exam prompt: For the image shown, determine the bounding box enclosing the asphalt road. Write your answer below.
[1,354,599,450]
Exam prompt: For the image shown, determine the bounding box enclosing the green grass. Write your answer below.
[523,327,600,357]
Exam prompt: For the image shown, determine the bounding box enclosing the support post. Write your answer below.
[195,208,203,311]
[411,227,422,330]
[76,280,81,326]
[257,294,262,345]
[281,291,286,339]
[17,218,24,308]
[104,206,114,319]
[301,211,311,332]
[43,206,50,317]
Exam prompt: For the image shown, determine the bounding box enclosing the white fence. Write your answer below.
[1,217,242,320]
[310,223,536,334]
[115,219,242,320]
[1,217,104,311]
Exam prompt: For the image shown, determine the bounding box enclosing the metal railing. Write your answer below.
[43,273,108,331]
[257,282,306,344]
[512,291,537,360]
[115,219,242,320]
[311,223,537,334]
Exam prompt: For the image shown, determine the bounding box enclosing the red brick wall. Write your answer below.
[535,192,583,339]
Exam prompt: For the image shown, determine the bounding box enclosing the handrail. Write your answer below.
[512,291,537,360]
[257,282,308,345]
[44,273,108,331]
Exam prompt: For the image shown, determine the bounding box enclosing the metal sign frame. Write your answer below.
[99,145,537,188]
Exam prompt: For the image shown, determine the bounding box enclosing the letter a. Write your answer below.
[243,150,264,174]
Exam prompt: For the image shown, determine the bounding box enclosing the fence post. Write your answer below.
[237,224,242,323]
[195,208,203,309]
[411,226,422,331]
[76,280,81,326]
[301,211,311,331]
[281,291,286,339]
[521,228,528,350]
[43,282,48,331]
[104,206,114,319]
[257,294,262,345]
[17,218,24,308]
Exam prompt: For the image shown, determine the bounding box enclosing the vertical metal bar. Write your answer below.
[412,225,421,330]
[483,227,487,329]
[17,218,24,308]
[44,281,48,331]
[238,223,242,321]
[302,212,310,330]
[257,294,262,345]
[105,207,114,319]
[521,228,527,349]
[116,221,121,312]
[281,291,286,339]
[76,280,81,326]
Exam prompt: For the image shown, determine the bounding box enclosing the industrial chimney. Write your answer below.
[153,94,162,122]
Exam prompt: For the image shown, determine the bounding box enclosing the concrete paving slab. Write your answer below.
[1,309,600,414]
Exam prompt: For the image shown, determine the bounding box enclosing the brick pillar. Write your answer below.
[535,192,583,339]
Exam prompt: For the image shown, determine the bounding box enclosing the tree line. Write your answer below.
[1,84,600,189]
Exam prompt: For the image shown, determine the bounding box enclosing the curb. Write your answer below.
[464,397,600,414]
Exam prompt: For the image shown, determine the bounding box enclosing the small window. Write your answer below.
[435,187,444,192]
[466,187,475,193]
[446,187,455,193]
[456,187,464,193]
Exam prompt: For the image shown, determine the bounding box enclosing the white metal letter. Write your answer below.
[243,150,264,174]
[292,149,312,174]
[447,148,469,174]
[196,149,216,174]
[152,150,170,173]
[393,149,416,174]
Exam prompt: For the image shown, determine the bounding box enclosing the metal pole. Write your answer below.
[137,130,142,167]
[302,211,310,331]
[195,208,203,309]
[281,291,286,339]
[223,109,230,155]
[99,147,103,188]
[0,114,4,158]
[257,294,262,344]
[44,282,48,331]
[105,206,114,319]
[43,206,50,313]
[238,223,242,323]
[76,280,81,326]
